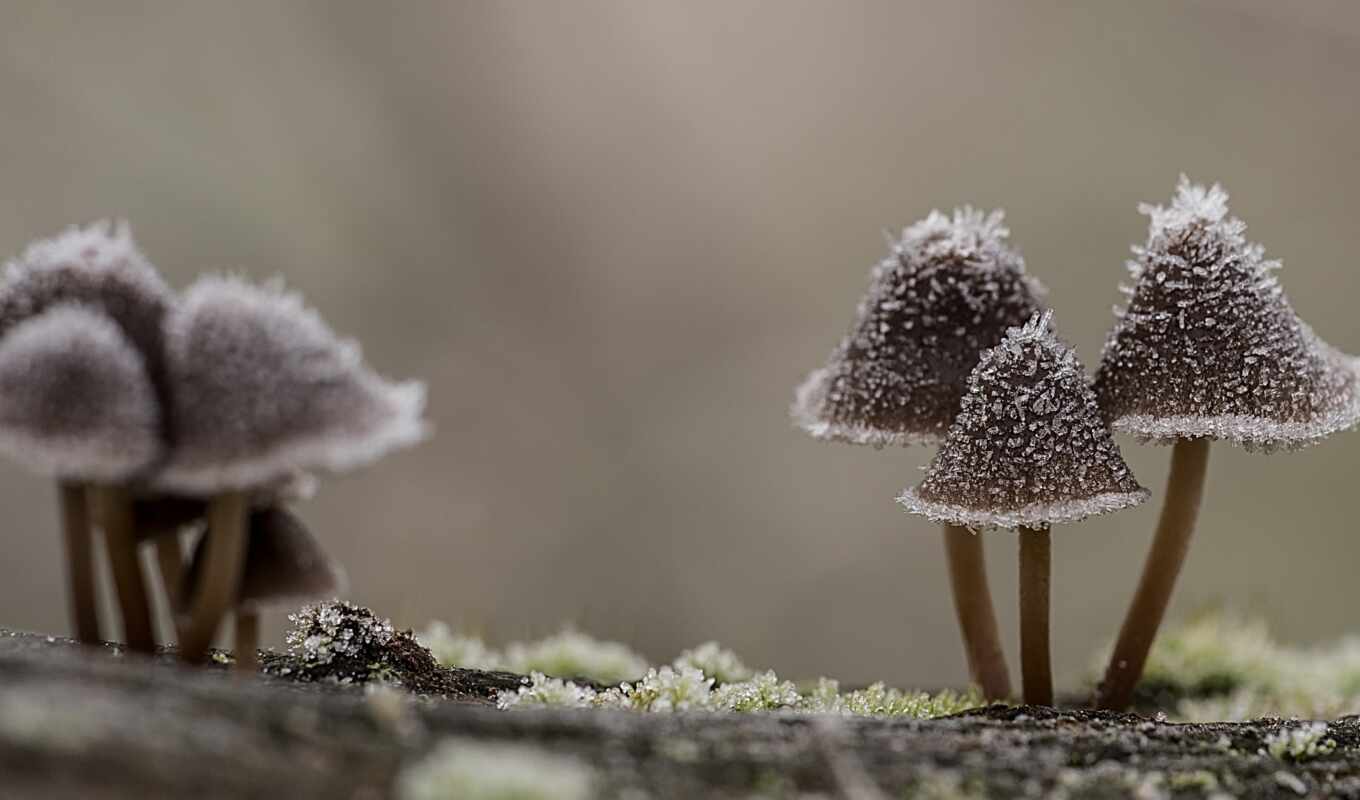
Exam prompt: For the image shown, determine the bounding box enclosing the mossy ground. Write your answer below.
[4,612,1360,798]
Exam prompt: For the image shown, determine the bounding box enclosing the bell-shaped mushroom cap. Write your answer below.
[0,305,162,481]
[155,276,428,494]
[793,208,1047,447]
[0,221,174,387]
[1095,177,1360,451]
[898,312,1148,530]
[180,507,347,614]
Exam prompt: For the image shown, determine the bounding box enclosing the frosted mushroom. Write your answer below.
[181,507,346,672]
[0,306,163,650]
[1093,177,1360,710]
[792,208,1047,699]
[898,312,1147,705]
[0,222,175,650]
[156,275,426,662]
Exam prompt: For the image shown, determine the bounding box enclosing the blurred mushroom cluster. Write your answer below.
[0,222,427,666]
[794,177,1360,709]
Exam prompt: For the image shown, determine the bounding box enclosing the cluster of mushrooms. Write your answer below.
[794,177,1360,708]
[0,222,426,668]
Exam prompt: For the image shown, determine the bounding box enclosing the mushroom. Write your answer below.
[0,222,176,650]
[792,208,1046,699]
[181,506,347,672]
[1093,177,1360,710]
[0,305,163,650]
[898,312,1148,705]
[156,275,427,662]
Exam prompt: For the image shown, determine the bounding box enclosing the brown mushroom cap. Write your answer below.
[1095,177,1360,452]
[793,208,1047,447]
[898,313,1148,530]
[155,276,428,494]
[0,222,174,411]
[180,507,346,614]
[0,306,161,481]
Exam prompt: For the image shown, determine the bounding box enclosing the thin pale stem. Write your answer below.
[235,610,259,673]
[154,534,185,612]
[179,491,249,663]
[59,481,100,644]
[943,523,1012,700]
[1098,437,1211,710]
[89,485,156,653]
[1018,526,1052,706]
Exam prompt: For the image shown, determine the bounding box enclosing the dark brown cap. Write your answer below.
[793,208,1046,447]
[180,507,347,613]
[1095,177,1360,451]
[899,312,1147,529]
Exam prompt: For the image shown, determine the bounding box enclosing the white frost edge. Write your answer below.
[154,380,429,495]
[1111,355,1360,454]
[790,366,942,449]
[896,486,1150,531]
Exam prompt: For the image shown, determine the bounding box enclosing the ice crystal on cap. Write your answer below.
[1095,176,1360,451]
[898,312,1147,529]
[156,276,428,494]
[0,222,174,399]
[793,207,1047,447]
[180,507,347,614]
[0,306,161,481]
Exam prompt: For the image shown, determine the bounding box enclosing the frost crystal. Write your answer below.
[793,208,1046,447]
[157,276,428,493]
[898,312,1147,529]
[1095,176,1360,451]
[279,600,402,684]
[0,306,161,481]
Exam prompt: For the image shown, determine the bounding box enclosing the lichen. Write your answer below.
[395,738,594,800]
[1263,723,1337,762]
[418,624,647,684]
[672,641,753,684]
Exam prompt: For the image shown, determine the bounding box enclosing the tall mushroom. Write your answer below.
[181,506,346,672]
[156,275,427,662]
[1094,177,1360,710]
[0,306,163,650]
[0,222,175,647]
[792,208,1046,699]
[898,312,1148,705]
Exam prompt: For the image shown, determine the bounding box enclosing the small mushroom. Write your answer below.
[898,312,1148,705]
[181,507,347,672]
[0,305,163,650]
[1093,178,1360,710]
[0,222,175,650]
[156,275,426,662]
[792,208,1047,700]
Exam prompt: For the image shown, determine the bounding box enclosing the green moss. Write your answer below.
[396,738,594,800]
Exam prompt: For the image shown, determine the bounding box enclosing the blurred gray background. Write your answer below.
[1,1,1358,689]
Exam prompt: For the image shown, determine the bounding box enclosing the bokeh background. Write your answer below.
[1,1,1358,689]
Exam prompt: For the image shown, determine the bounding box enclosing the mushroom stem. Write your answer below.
[1098,437,1210,710]
[59,481,101,644]
[235,611,259,673]
[1018,526,1052,706]
[154,534,185,612]
[89,485,156,653]
[943,524,1012,700]
[179,491,249,663]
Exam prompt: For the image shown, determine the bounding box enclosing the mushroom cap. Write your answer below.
[0,305,162,481]
[180,507,347,614]
[792,208,1047,447]
[155,276,428,494]
[0,221,174,395]
[898,312,1148,530]
[1095,177,1360,452]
